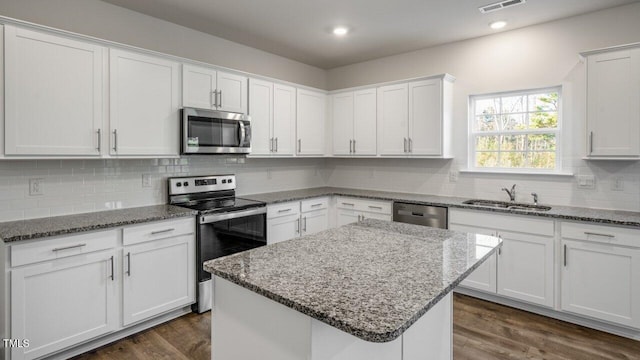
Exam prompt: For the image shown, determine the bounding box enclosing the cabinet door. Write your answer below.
[337,209,359,227]
[110,49,180,156]
[296,89,326,155]
[248,78,273,155]
[267,214,300,244]
[301,209,329,236]
[123,235,195,326]
[11,250,118,360]
[273,83,296,156]
[332,92,354,155]
[217,71,247,114]
[353,88,377,155]
[377,83,408,155]
[587,48,640,157]
[408,79,442,156]
[449,224,497,294]
[497,231,554,307]
[4,26,104,156]
[561,239,640,328]
[182,64,216,110]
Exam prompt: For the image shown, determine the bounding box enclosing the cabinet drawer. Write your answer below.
[11,229,118,267]
[562,222,640,248]
[301,197,329,212]
[123,217,195,246]
[267,201,301,219]
[449,209,554,237]
[336,197,391,214]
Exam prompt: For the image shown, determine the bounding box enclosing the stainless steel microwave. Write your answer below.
[181,108,251,154]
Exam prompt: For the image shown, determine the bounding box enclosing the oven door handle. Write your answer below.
[200,207,266,223]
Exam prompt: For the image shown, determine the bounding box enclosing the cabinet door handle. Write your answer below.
[563,244,567,267]
[303,217,307,232]
[112,129,118,152]
[278,208,292,213]
[151,228,175,235]
[368,205,383,210]
[296,218,300,234]
[349,140,353,154]
[408,138,413,153]
[403,138,407,153]
[353,139,356,153]
[126,252,131,276]
[52,243,86,252]
[110,256,115,281]
[219,90,223,108]
[270,137,273,152]
[275,137,278,152]
[211,90,216,108]
[584,231,614,238]
[96,129,101,152]
[341,202,354,206]
[298,139,302,153]
[311,203,323,208]
[589,131,593,154]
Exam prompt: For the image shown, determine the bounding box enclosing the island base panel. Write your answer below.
[211,276,452,360]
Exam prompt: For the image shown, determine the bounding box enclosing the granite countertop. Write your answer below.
[0,205,197,243]
[243,187,640,228]
[204,219,501,342]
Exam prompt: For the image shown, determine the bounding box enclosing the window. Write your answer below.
[469,87,561,172]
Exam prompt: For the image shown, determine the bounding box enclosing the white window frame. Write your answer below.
[467,86,563,174]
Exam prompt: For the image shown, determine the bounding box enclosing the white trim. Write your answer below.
[579,42,640,58]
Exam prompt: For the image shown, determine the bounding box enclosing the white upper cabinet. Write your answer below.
[377,76,453,157]
[332,88,377,156]
[110,49,180,156]
[183,64,247,114]
[296,89,326,156]
[584,46,640,158]
[248,79,295,156]
[4,25,105,156]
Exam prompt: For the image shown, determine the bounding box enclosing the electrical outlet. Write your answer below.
[576,175,595,189]
[449,171,459,183]
[611,176,624,191]
[142,174,152,188]
[29,178,44,196]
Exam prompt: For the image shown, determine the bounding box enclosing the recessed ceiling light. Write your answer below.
[489,21,507,30]
[333,27,349,36]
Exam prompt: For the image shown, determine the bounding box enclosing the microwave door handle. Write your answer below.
[239,121,246,146]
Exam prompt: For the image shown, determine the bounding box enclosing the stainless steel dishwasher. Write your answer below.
[393,202,448,229]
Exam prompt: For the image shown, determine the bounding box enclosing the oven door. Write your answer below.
[195,206,266,313]
[182,107,251,154]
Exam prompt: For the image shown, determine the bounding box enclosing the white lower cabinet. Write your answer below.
[450,209,555,308]
[336,197,392,226]
[267,198,329,244]
[561,222,640,329]
[7,218,195,360]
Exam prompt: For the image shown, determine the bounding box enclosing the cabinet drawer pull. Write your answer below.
[151,228,175,235]
[278,208,292,213]
[110,256,115,281]
[368,205,383,210]
[52,243,86,252]
[311,203,323,208]
[584,231,615,238]
[126,252,131,276]
[341,203,355,206]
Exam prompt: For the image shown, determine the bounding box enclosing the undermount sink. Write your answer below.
[462,199,552,212]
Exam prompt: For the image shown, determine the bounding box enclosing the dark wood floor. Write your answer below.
[73,294,640,360]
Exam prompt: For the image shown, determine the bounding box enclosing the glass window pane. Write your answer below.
[529,111,558,129]
[527,134,556,151]
[475,136,499,151]
[475,152,498,167]
[475,115,498,131]
[502,95,524,114]
[500,135,527,151]
[499,152,526,168]
[528,93,558,112]
[475,98,500,115]
[500,114,526,131]
[528,152,556,169]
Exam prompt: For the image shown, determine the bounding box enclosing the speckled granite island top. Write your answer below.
[0,205,197,243]
[243,187,640,228]
[204,219,501,342]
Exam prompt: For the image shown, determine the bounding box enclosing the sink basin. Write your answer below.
[462,199,551,212]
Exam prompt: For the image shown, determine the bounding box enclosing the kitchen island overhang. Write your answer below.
[204,219,502,360]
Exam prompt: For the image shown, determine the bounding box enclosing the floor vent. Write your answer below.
[479,0,526,13]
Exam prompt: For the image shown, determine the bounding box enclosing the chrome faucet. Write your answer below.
[531,192,538,205]
[502,184,516,202]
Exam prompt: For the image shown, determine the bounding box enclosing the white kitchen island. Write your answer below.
[204,219,501,360]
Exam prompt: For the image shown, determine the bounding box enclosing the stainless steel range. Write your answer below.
[168,174,266,313]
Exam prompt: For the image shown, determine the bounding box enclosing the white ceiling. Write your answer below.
[101,0,639,69]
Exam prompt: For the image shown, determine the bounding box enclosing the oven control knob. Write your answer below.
[228,179,233,183]
[176,182,182,187]
[183,181,189,186]
[222,179,227,184]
